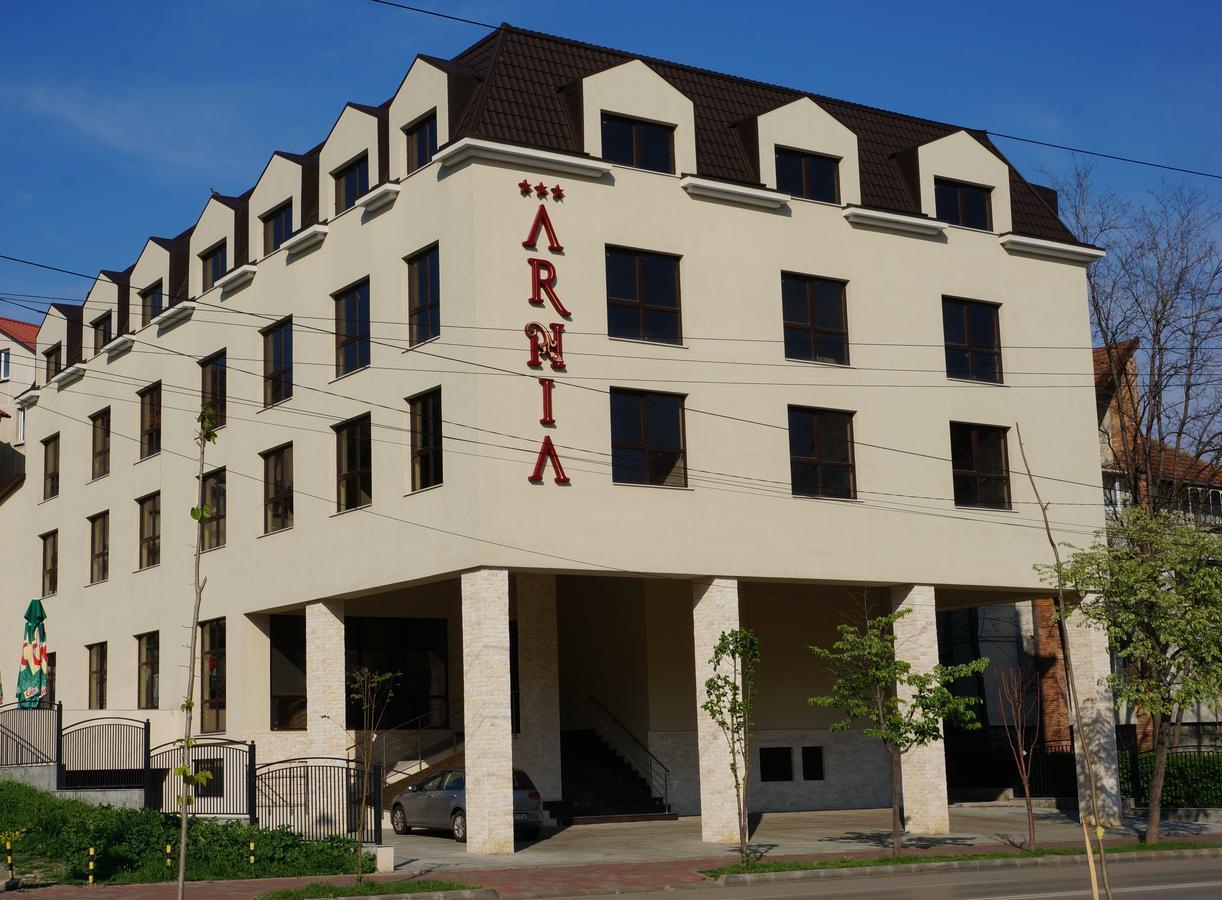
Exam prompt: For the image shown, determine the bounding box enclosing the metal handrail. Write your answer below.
[588,694,669,807]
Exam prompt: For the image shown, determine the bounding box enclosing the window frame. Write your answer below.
[406,244,441,347]
[87,642,107,710]
[334,280,371,377]
[787,406,857,500]
[91,312,113,355]
[605,246,683,345]
[261,200,293,254]
[934,177,993,231]
[942,296,1003,384]
[198,468,226,552]
[609,388,688,487]
[334,413,373,512]
[42,432,59,500]
[44,343,62,382]
[404,111,438,174]
[408,388,443,492]
[600,113,676,174]
[137,492,161,570]
[949,422,1012,510]
[140,280,164,327]
[40,530,58,597]
[200,350,227,428]
[200,240,227,292]
[199,618,226,734]
[88,510,109,584]
[90,407,111,479]
[334,154,370,214]
[269,614,306,731]
[775,146,841,203]
[0,347,9,381]
[138,382,162,458]
[781,273,849,366]
[137,631,159,710]
[261,443,294,534]
[262,316,293,407]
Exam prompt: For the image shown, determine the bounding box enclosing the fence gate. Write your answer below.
[148,738,255,820]
[255,758,382,843]
[60,717,149,790]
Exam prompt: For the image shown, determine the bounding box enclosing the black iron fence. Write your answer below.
[945,732,1078,798]
[256,758,383,843]
[0,700,59,767]
[60,716,149,790]
[149,738,255,821]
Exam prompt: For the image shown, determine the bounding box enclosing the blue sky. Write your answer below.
[2,0,1219,323]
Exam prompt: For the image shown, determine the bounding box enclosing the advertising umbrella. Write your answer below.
[16,599,49,708]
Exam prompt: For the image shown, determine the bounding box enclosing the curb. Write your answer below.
[719,846,1222,885]
[322,891,498,900]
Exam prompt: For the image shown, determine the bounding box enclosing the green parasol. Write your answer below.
[17,598,49,708]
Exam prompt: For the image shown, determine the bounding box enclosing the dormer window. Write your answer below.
[141,281,164,327]
[201,241,227,292]
[405,112,438,174]
[335,154,370,214]
[935,178,992,230]
[44,343,62,382]
[92,312,113,355]
[775,148,839,203]
[262,201,293,253]
[601,113,674,174]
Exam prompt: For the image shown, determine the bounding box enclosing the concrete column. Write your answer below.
[692,577,740,844]
[890,584,950,835]
[461,568,514,855]
[515,573,562,801]
[1064,607,1122,826]
[306,600,348,757]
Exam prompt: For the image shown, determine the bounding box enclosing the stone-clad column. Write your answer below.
[515,573,562,801]
[1064,607,1122,826]
[462,568,514,855]
[890,584,950,835]
[306,600,348,757]
[692,577,740,844]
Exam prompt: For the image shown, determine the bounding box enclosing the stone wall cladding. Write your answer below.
[1065,607,1122,825]
[691,577,742,843]
[514,573,562,800]
[306,599,348,758]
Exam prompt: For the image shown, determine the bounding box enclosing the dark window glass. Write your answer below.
[759,747,794,782]
[87,642,107,710]
[200,350,227,427]
[40,530,57,597]
[137,632,159,710]
[139,383,161,458]
[788,407,856,499]
[335,155,370,214]
[141,281,163,327]
[344,617,448,729]
[262,317,293,406]
[201,241,227,292]
[42,433,59,499]
[934,178,993,230]
[45,652,55,705]
[801,746,825,780]
[335,280,371,376]
[610,389,686,486]
[408,245,440,346]
[262,201,293,253]
[200,619,226,734]
[193,758,224,798]
[605,248,681,344]
[44,343,62,382]
[262,444,294,533]
[942,298,1002,383]
[199,468,226,551]
[138,492,161,569]
[409,388,443,491]
[950,422,1011,509]
[405,112,438,173]
[92,313,113,355]
[335,414,372,511]
[270,615,307,730]
[775,148,840,203]
[88,511,109,584]
[91,408,110,479]
[782,274,848,365]
[600,114,675,174]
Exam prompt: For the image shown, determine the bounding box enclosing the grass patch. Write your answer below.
[701,840,1222,878]
[259,881,480,899]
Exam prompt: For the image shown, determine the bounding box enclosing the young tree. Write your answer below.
[994,665,1041,850]
[700,628,759,866]
[809,605,987,856]
[349,667,398,879]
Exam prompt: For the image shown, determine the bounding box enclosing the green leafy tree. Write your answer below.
[349,667,398,878]
[700,628,760,865]
[1044,507,1222,845]
[810,606,987,855]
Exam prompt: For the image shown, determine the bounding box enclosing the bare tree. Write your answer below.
[995,665,1040,850]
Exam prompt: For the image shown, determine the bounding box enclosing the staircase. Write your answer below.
[548,729,676,825]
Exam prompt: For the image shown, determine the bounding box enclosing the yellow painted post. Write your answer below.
[165,843,172,870]
[87,846,95,886]
[5,839,13,883]
[248,841,255,866]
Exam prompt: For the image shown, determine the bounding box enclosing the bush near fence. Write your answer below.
[0,781,373,884]
[1120,751,1222,808]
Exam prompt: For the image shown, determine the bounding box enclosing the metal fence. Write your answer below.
[148,738,255,821]
[0,701,59,767]
[60,716,149,790]
[256,758,382,843]
[945,734,1078,798]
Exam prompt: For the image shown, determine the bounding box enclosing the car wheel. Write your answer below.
[391,804,410,835]
[451,809,468,843]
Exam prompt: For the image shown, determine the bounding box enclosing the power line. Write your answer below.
[362,0,497,30]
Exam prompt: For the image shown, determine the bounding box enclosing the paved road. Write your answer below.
[547,857,1222,900]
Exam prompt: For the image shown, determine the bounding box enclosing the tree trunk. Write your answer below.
[888,745,903,856]
[1022,770,1036,851]
[1145,714,1170,845]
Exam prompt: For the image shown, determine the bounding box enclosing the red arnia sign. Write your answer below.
[520,179,570,485]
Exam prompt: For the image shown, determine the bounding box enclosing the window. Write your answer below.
[407,245,440,346]
[138,492,161,569]
[405,112,438,174]
[334,154,369,214]
[45,652,55,705]
[801,746,825,781]
[775,148,839,203]
[335,415,372,511]
[44,343,62,382]
[16,408,25,445]
[270,615,306,730]
[606,248,681,344]
[408,388,442,491]
[88,511,109,584]
[140,281,163,327]
[335,280,371,376]
[201,241,227,292]
[137,632,159,710]
[90,408,111,479]
[950,422,1011,509]
[788,407,856,499]
[262,201,293,253]
[262,444,294,533]
[199,468,226,551]
[935,178,992,230]
[87,642,107,710]
[262,317,293,406]
[139,382,161,458]
[193,759,224,798]
[40,530,57,597]
[759,747,794,782]
[609,389,686,486]
[600,113,674,174]
[200,350,227,427]
[200,619,226,734]
[42,433,59,499]
[942,298,1002,383]
[91,312,113,355]
[782,273,848,365]
[0,348,8,380]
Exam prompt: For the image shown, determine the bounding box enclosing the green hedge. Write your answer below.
[0,781,373,884]
[1119,750,1222,808]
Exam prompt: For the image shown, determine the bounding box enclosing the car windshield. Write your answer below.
[512,771,535,790]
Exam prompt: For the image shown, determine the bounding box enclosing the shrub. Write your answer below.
[1120,750,1222,808]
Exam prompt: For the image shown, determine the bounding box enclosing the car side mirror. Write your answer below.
[407,783,420,792]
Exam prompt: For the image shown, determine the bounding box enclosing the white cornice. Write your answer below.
[842,206,947,237]
[50,363,85,389]
[215,264,257,292]
[15,388,39,409]
[679,176,789,210]
[156,301,195,332]
[999,234,1106,264]
[101,334,134,360]
[435,137,613,178]
[281,224,329,255]
[355,182,401,213]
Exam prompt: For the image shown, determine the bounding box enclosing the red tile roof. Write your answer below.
[0,315,38,352]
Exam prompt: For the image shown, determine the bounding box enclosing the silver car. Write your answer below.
[390,767,544,842]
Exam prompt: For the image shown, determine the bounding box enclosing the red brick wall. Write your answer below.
[1034,598,1071,743]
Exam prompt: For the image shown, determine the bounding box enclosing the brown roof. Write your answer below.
[1092,339,1140,393]
[447,25,1082,245]
[0,315,38,352]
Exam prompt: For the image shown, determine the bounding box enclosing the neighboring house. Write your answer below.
[0,24,1122,852]
[0,315,39,491]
